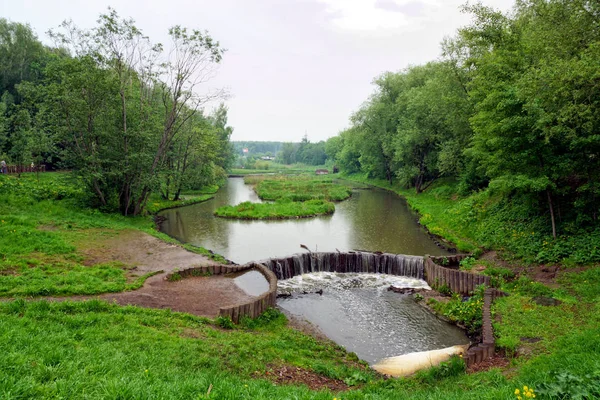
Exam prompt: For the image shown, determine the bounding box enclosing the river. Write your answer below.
[158,177,450,264]
[158,177,466,364]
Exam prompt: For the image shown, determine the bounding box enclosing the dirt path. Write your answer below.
[66,229,255,318]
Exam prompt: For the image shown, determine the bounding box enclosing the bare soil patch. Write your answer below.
[49,229,254,318]
[257,364,349,392]
[467,352,510,373]
[102,275,255,317]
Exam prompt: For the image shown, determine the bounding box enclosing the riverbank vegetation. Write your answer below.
[0,172,222,296]
[1,274,599,400]
[248,175,351,202]
[215,199,335,220]
[0,11,234,216]
[326,0,600,263]
[214,176,350,219]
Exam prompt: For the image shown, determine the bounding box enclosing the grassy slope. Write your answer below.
[0,173,222,296]
[2,172,600,398]
[1,285,598,399]
[341,174,600,265]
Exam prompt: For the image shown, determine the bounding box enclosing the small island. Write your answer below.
[214,175,351,220]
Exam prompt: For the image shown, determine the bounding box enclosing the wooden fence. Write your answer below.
[2,164,46,174]
[424,255,490,295]
[164,262,278,324]
[424,254,507,367]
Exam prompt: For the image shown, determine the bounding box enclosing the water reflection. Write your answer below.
[278,272,469,364]
[159,177,450,264]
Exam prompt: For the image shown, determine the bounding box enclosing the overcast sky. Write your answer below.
[2,0,514,142]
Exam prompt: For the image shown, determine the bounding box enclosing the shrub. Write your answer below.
[215,315,235,329]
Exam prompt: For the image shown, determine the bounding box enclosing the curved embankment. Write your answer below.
[165,263,277,324]
[164,250,501,370]
[257,251,424,280]
[423,254,506,367]
[255,251,502,370]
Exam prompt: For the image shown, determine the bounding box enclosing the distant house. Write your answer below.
[315,169,329,175]
[260,156,275,161]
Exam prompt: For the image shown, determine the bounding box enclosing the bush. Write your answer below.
[215,315,235,329]
[429,285,485,334]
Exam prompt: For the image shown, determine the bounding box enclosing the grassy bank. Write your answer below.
[2,281,599,399]
[215,199,335,220]
[246,175,351,202]
[4,172,600,399]
[342,174,600,265]
[146,186,218,214]
[0,172,223,296]
[230,163,328,176]
[214,175,350,220]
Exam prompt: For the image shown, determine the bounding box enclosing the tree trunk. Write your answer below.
[546,189,557,239]
[415,174,423,194]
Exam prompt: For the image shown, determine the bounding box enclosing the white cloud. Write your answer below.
[316,0,513,33]
[317,0,413,31]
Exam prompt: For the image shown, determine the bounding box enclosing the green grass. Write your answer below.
[214,199,335,219]
[248,175,352,202]
[0,301,372,399]
[1,277,600,400]
[3,172,600,399]
[0,173,225,296]
[213,175,350,220]
[230,163,327,176]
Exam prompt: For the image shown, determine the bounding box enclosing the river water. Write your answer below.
[278,272,468,364]
[159,177,466,364]
[159,177,450,264]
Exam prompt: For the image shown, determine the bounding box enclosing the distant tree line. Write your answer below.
[232,141,283,156]
[326,0,600,238]
[0,9,234,215]
[279,136,327,166]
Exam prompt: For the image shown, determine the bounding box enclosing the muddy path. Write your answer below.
[56,229,255,318]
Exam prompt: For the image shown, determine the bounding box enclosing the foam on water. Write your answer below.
[277,271,430,295]
[277,272,467,364]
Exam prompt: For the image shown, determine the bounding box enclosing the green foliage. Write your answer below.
[429,285,485,334]
[146,193,214,214]
[0,266,599,398]
[215,176,350,219]
[482,266,516,288]
[167,272,182,282]
[436,283,452,296]
[239,308,287,330]
[459,257,476,270]
[0,10,232,216]
[347,175,600,264]
[215,315,235,329]
[537,370,600,399]
[277,137,327,166]
[343,371,371,387]
[0,300,380,399]
[214,199,335,220]
[506,276,554,298]
[0,172,222,295]
[252,176,352,202]
[415,356,466,384]
[328,0,600,244]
